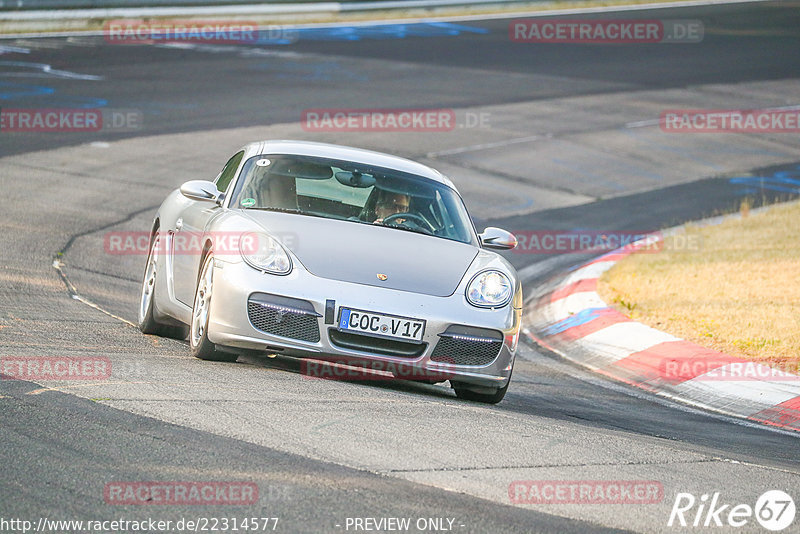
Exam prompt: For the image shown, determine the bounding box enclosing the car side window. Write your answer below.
[215,150,245,192]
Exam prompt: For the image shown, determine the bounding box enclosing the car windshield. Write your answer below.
[229,154,477,245]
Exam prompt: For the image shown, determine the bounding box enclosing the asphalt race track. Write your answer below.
[1,1,800,532]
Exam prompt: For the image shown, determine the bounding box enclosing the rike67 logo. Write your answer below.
[668,490,795,531]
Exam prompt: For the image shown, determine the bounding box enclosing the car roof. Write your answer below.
[243,140,457,191]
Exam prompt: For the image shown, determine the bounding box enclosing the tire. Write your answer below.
[190,253,238,362]
[451,373,511,404]
[138,231,189,340]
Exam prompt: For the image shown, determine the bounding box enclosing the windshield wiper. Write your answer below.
[244,206,302,213]
[243,206,325,219]
[382,222,433,236]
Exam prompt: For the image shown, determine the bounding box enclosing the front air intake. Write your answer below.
[247,293,321,343]
[430,325,503,366]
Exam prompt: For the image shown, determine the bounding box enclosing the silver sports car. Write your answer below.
[139,140,522,403]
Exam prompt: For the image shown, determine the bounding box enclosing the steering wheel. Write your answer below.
[382,212,436,234]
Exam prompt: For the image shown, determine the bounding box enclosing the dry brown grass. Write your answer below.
[598,200,800,372]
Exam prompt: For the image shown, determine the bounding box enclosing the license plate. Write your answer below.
[338,308,425,342]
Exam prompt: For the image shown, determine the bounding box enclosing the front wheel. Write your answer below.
[138,231,188,340]
[451,374,511,404]
[190,254,238,362]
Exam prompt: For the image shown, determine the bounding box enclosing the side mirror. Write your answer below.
[479,227,518,250]
[180,180,221,203]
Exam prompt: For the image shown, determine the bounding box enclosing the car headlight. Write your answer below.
[466,270,513,308]
[240,232,291,275]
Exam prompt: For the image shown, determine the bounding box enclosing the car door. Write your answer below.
[172,150,244,305]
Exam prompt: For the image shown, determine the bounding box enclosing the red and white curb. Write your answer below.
[523,236,800,433]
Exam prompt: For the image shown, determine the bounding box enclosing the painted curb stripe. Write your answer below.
[550,278,598,302]
[612,340,739,386]
[749,396,800,431]
[540,307,611,336]
[562,260,617,284]
[671,375,800,416]
[549,308,632,342]
[526,232,800,432]
[537,292,608,324]
[584,251,632,266]
[578,322,680,362]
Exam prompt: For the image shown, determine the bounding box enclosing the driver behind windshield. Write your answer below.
[373,190,411,225]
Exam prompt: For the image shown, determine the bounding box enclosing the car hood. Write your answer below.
[241,211,479,297]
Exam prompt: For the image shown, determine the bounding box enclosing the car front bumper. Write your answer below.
[207,258,522,389]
